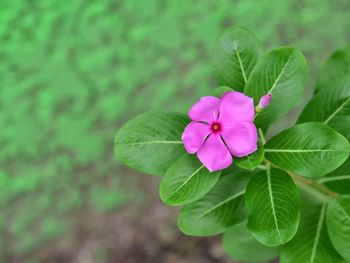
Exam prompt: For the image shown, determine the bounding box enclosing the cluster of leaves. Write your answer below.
[2,0,350,260]
[115,26,350,262]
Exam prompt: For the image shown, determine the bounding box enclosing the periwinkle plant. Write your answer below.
[115,26,350,263]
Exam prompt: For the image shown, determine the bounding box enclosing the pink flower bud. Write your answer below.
[258,93,272,109]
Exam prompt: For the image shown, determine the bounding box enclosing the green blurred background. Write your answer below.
[1,0,350,262]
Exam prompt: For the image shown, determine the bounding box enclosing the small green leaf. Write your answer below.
[223,222,280,262]
[281,203,342,263]
[245,46,308,128]
[245,168,301,247]
[211,86,233,97]
[177,169,251,236]
[298,82,350,140]
[235,142,264,170]
[159,154,221,206]
[315,46,350,94]
[213,26,261,91]
[327,195,350,261]
[115,110,188,175]
[265,123,350,177]
[318,157,350,194]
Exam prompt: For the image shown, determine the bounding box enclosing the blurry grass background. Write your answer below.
[1,0,350,262]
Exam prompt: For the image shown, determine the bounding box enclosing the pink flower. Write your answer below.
[182,91,258,172]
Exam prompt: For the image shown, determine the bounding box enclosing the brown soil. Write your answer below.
[23,173,277,263]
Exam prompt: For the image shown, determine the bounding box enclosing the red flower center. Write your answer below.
[211,122,221,133]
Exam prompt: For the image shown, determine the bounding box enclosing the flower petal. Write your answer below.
[221,122,258,157]
[218,91,255,124]
[182,122,211,154]
[188,96,220,123]
[197,133,232,172]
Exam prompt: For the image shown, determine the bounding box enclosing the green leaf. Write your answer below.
[318,157,350,194]
[159,154,221,206]
[265,123,350,177]
[327,195,350,261]
[115,111,188,175]
[213,26,261,92]
[245,168,301,247]
[298,81,350,140]
[315,46,350,94]
[245,46,308,128]
[177,169,251,236]
[235,142,264,170]
[211,86,233,97]
[223,222,280,262]
[281,203,342,263]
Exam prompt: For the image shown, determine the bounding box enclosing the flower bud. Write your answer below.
[256,93,272,112]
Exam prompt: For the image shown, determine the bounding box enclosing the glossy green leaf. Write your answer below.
[159,154,221,206]
[213,26,261,92]
[315,46,350,94]
[177,169,251,236]
[115,111,188,175]
[298,82,350,140]
[327,195,350,261]
[281,203,342,263]
[245,168,301,247]
[211,86,233,97]
[245,47,308,127]
[265,123,350,177]
[318,157,350,194]
[235,142,264,170]
[223,222,280,262]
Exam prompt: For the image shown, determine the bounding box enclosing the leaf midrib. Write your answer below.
[198,190,245,219]
[167,165,205,200]
[268,53,293,94]
[310,203,327,263]
[267,167,284,243]
[246,155,253,169]
[324,96,350,124]
[233,41,247,84]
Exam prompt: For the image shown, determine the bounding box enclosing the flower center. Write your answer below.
[211,122,221,133]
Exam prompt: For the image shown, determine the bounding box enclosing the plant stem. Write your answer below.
[294,181,329,202]
[263,159,338,202]
[257,130,336,201]
[287,172,336,201]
